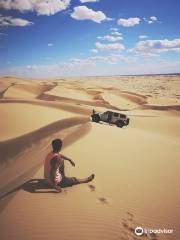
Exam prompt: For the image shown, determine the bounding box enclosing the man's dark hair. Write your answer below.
[52,138,62,152]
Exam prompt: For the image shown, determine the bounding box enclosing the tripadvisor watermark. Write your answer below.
[135,226,174,236]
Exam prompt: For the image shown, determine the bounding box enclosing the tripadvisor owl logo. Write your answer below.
[135,226,144,236]
[134,226,174,236]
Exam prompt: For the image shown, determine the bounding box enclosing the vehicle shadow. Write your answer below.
[92,121,112,126]
[92,121,126,128]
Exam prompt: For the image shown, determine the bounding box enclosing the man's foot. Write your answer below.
[86,174,95,183]
[74,174,95,185]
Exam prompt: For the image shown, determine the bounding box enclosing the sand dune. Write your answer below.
[46,85,93,101]
[0,98,91,116]
[0,75,180,240]
[39,91,119,111]
[141,103,180,111]
[3,82,55,99]
[101,92,138,110]
[0,82,15,98]
[120,91,147,105]
[0,103,78,140]
[129,113,180,138]
[0,116,89,164]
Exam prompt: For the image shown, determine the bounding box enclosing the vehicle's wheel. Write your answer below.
[92,114,100,123]
[116,120,124,128]
[126,118,130,125]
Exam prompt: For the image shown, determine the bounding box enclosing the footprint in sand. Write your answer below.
[63,189,68,194]
[122,221,129,229]
[98,197,108,204]
[127,212,134,218]
[88,184,96,192]
[87,185,109,205]
[126,211,134,222]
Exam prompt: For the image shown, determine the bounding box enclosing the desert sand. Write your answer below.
[0,75,180,240]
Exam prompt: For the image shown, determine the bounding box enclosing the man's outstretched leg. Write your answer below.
[73,174,95,185]
[60,174,95,188]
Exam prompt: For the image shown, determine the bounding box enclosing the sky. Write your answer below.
[0,0,180,78]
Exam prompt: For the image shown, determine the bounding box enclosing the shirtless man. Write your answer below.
[44,139,94,192]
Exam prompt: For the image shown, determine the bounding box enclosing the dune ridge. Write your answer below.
[141,103,180,111]
[0,98,91,115]
[0,116,89,164]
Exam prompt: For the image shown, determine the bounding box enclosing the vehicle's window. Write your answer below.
[120,114,126,118]
[106,111,112,115]
[114,113,119,117]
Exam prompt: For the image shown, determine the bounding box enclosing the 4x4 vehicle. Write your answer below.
[91,110,129,128]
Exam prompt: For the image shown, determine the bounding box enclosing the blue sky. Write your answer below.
[0,0,180,78]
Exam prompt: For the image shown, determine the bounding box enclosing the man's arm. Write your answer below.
[60,154,75,166]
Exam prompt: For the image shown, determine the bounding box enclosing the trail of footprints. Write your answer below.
[86,184,160,240]
[121,212,159,240]
[87,184,109,204]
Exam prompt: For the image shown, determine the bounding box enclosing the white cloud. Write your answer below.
[68,55,123,66]
[110,27,118,31]
[95,42,125,51]
[0,0,32,11]
[69,57,96,67]
[150,16,157,21]
[1,54,128,77]
[97,35,123,42]
[80,0,99,3]
[144,16,158,24]
[0,0,71,16]
[91,48,98,53]
[117,17,140,27]
[2,57,180,77]
[90,54,125,64]
[0,15,33,27]
[111,31,122,36]
[71,6,111,23]
[139,35,148,39]
[48,43,53,47]
[136,52,159,57]
[130,39,180,54]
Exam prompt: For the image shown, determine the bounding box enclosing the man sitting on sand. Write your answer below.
[44,138,94,192]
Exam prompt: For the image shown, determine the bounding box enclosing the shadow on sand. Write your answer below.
[22,179,61,193]
[0,179,67,200]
